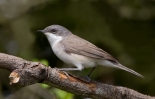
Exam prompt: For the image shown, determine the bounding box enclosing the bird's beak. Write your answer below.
[37,30,45,33]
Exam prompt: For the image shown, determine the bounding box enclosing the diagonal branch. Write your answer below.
[0,52,154,99]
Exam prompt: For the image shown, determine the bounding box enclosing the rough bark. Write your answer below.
[0,52,154,99]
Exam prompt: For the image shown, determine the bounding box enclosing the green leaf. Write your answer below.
[40,84,50,88]
[52,88,74,99]
[32,59,49,66]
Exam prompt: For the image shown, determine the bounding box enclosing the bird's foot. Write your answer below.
[82,76,92,83]
[84,76,91,81]
[53,67,92,83]
[74,76,92,83]
[54,67,70,77]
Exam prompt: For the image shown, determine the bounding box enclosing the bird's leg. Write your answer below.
[56,67,90,82]
[87,67,96,77]
[79,67,96,82]
[56,67,96,83]
[55,68,81,77]
[58,68,81,71]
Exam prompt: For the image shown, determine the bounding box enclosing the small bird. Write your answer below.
[38,25,143,78]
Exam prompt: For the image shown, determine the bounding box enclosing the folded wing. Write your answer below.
[61,34,118,63]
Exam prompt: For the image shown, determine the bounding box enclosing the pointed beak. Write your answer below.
[37,30,45,33]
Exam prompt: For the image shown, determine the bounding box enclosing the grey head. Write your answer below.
[38,25,72,37]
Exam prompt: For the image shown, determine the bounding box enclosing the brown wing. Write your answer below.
[61,34,118,62]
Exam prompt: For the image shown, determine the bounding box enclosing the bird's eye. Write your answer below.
[50,29,57,34]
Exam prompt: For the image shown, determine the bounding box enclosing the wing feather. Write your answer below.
[61,34,118,62]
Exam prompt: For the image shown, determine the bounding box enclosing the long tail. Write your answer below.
[114,63,144,78]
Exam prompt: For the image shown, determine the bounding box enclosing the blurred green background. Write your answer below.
[0,0,155,99]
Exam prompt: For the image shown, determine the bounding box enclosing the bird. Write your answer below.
[38,25,143,78]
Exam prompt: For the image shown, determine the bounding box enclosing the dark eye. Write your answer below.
[50,29,57,34]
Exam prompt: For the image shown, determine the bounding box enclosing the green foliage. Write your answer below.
[40,84,74,99]
[33,59,49,66]
[52,88,74,99]
[40,83,50,89]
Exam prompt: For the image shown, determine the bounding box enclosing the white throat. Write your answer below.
[45,32,63,48]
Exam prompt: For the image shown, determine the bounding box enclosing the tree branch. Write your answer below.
[0,52,154,99]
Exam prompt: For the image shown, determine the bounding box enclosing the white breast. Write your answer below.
[52,40,96,69]
[45,33,96,69]
[45,33,95,70]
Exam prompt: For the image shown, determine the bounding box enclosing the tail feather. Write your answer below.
[114,64,144,78]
